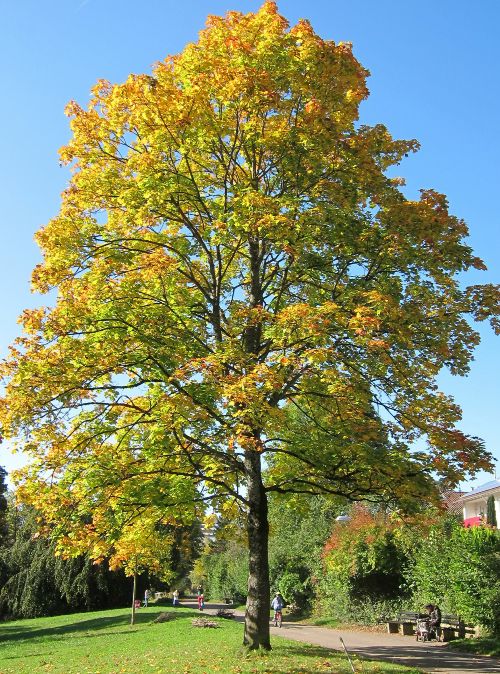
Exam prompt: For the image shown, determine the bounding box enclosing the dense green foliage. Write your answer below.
[201,496,500,634]
[200,495,339,607]
[409,520,500,632]
[193,510,249,601]
[203,540,248,602]
[0,503,132,618]
[267,496,340,608]
[320,511,500,632]
[317,508,410,623]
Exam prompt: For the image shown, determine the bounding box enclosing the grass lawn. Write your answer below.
[447,636,500,657]
[0,605,425,674]
[306,616,341,628]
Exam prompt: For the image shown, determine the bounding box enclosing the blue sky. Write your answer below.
[1,0,498,488]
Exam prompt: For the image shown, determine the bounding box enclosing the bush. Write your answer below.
[203,542,248,602]
[277,572,303,605]
[311,507,500,633]
[317,508,411,623]
[410,521,500,632]
[268,495,340,612]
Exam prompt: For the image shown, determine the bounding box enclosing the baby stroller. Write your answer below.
[415,618,430,642]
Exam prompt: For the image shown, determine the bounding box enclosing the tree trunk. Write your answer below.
[131,568,137,626]
[242,237,270,649]
[243,447,271,650]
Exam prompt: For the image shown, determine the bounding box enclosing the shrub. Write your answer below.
[315,508,500,633]
[268,495,341,612]
[408,520,500,632]
[277,571,303,605]
[203,542,248,602]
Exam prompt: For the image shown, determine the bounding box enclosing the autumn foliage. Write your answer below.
[0,1,498,648]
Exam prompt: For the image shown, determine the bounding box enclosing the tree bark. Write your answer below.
[243,446,271,650]
[241,236,270,649]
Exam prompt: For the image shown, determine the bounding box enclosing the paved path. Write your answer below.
[273,621,500,674]
[190,602,500,674]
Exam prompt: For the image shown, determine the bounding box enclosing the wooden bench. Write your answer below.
[439,614,466,640]
[387,612,469,641]
[387,611,422,635]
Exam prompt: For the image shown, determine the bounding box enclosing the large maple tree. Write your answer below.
[1,2,498,649]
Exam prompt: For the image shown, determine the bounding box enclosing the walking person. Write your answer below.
[172,589,179,607]
[143,588,149,608]
[197,592,204,611]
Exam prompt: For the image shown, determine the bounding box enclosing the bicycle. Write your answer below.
[273,609,282,628]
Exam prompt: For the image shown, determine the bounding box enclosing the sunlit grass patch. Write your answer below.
[0,606,424,673]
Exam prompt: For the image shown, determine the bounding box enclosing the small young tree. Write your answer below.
[0,2,498,649]
[103,517,175,625]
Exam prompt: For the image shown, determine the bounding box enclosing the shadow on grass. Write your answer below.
[0,608,199,645]
[240,642,350,674]
[275,642,337,658]
[0,652,50,662]
[264,641,500,674]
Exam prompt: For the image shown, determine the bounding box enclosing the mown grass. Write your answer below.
[0,605,425,674]
[306,616,341,628]
[447,636,500,657]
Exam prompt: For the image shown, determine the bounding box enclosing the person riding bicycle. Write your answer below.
[271,592,285,624]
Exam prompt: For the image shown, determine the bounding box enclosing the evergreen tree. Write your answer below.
[486,495,497,527]
[0,504,131,619]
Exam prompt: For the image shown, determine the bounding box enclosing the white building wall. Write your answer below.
[463,498,485,519]
[463,489,500,524]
